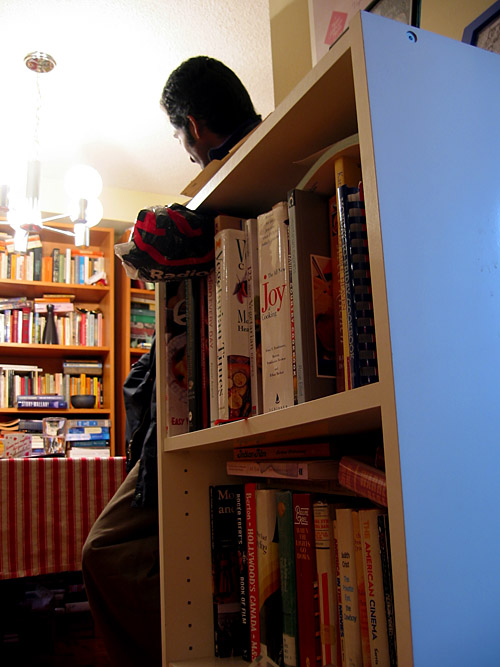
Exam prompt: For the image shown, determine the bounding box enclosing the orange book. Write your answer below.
[42,256,53,282]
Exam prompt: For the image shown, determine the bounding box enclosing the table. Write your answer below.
[0,456,127,579]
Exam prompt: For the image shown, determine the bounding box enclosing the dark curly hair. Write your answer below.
[161,56,260,139]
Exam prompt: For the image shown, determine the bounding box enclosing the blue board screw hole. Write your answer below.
[406,30,417,42]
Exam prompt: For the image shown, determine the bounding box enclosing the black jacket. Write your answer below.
[123,336,157,508]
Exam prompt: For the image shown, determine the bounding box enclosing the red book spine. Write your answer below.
[245,482,260,660]
[293,492,322,667]
[338,456,387,507]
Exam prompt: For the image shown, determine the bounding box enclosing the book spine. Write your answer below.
[16,399,68,408]
[335,508,363,666]
[215,229,251,422]
[277,490,299,667]
[352,511,372,667]
[312,500,340,666]
[235,486,251,661]
[244,218,263,416]
[377,514,397,666]
[258,202,295,412]
[287,189,335,404]
[245,482,260,661]
[359,509,390,666]
[206,269,218,427]
[209,484,244,658]
[256,488,283,666]
[345,184,378,386]
[338,456,387,507]
[329,195,344,392]
[293,492,321,667]
[185,278,202,431]
[233,441,333,461]
[333,519,346,667]
[165,280,189,436]
[198,275,210,430]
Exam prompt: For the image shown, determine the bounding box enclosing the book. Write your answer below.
[66,418,111,428]
[215,228,252,422]
[335,508,363,666]
[235,486,251,661]
[244,217,263,416]
[257,201,295,412]
[198,275,210,430]
[293,492,321,667]
[312,500,340,666]
[334,153,362,390]
[333,519,345,666]
[276,490,299,667]
[338,456,387,507]
[209,484,244,657]
[377,513,397,666]
[206,269,218,427]
[338,183,378,387]
[66,431,110,441]
[16,394,68,409]
[255,488,283,666]
[328,195,345,392]
[287,189,336,402]
[165,280,189,435]
[358,509,390,666]
[226,459,339,480]
[233,441,335,461]
[352,511,372,667]
[185,278,202,431]
[245,482,261,661]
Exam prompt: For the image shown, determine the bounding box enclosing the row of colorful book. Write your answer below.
[0,296,104,346]
[209,478,395,667]
[164,139,378,433]
[0,234,106,285]
[0,360,103,409]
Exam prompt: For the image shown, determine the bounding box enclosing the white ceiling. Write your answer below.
[0,0,275,211]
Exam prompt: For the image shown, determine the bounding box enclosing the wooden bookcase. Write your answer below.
[114,229,155,455]
[0,222,116,454]
[156,12,500,666]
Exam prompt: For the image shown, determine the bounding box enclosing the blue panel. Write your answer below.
[360,12,500,666]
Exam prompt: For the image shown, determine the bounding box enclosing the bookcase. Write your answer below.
[155,12,500,666]
[0,222,116,454]
[114,229,155,455]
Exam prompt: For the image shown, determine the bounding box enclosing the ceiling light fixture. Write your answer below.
[0,51,103,252]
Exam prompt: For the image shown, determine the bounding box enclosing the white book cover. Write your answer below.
[336,508,363,667]
[257,201,295,412]
[215,228,251,422]
[244,218,262,416]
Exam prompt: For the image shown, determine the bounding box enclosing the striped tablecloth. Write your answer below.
[0,456,127,580]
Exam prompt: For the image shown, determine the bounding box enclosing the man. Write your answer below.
[82,56,261,667]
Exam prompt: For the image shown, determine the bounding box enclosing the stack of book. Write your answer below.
[0,295,104,346]
[208,441,393,667]
[62,359,103,407]
[66,418,111,457]
[130,299,155,349]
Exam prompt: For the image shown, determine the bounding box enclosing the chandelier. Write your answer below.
[0,51,103,251]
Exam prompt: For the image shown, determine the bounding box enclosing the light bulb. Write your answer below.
[65,164,103,200]
[69,197,103,228]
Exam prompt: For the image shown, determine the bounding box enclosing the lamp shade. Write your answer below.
[65,164,103,200]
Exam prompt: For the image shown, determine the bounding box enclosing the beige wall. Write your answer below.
[270,0,496,105]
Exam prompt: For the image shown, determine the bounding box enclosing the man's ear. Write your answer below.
[187,115,202,140]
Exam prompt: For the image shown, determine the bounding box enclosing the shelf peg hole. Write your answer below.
[406,30,417,42]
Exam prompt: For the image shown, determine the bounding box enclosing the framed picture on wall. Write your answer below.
[462,1,500,54]
[308,0,420,65]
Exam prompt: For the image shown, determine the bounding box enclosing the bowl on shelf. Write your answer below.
[70,394,96,409]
